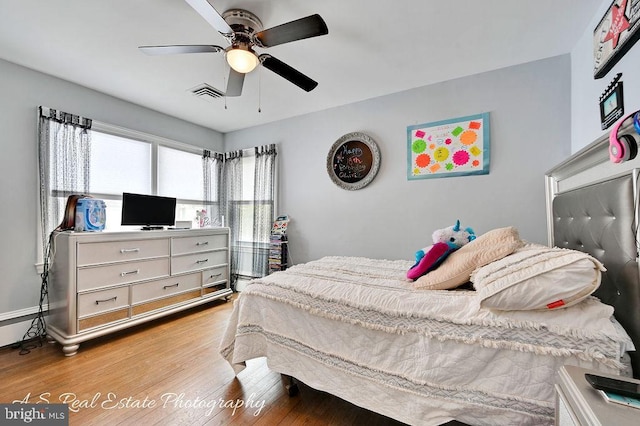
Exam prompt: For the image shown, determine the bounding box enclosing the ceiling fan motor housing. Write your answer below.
[221,9,263,73]
[222,9,263,44]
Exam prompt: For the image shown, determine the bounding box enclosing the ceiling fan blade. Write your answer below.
[139,45,224,55]
[259,54,318,92]
[255,14,328,47]
[225,68,244,97]
[184,0,233,36]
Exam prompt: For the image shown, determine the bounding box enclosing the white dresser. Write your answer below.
[47,228,232,356]
[556,365,640,425]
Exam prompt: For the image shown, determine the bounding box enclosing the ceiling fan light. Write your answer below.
[226,48,259,73]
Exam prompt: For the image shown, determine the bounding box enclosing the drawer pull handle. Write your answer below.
[95,296,117,305]
[196,259,209,264]
[209,273,222,279]
[120,248,140,253]
[120,269,140,277]
[163,283,179,290]
[196,241,209,246]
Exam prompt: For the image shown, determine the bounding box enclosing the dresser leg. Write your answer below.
[62,344,79,356]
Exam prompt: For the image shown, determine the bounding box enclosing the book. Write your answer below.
[599,390,640,410]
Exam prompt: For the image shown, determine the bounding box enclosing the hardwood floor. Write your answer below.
[0,296,424,426]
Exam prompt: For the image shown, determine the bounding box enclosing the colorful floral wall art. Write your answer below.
[407,112,490,180]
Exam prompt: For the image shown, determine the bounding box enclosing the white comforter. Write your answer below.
[219,256,631,425]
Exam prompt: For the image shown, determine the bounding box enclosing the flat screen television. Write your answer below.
[121,192,176,230]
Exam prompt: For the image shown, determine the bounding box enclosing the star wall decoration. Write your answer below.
[603,0,631,49]
[593,0,640,79]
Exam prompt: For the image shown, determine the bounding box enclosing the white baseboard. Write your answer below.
[0,305,47,348]
[0,318,37,348]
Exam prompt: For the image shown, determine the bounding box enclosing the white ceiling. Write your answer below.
[0,0,602,133]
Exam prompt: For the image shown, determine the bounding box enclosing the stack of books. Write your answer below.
[268,233,288,273]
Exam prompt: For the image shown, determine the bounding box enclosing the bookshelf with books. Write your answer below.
[269,215,289,274]
[269,233,288,273]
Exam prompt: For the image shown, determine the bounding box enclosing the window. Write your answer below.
[86,124,219,231]
[89,131,152,231]
[158,146,212,226]
[90,132,152,195]
[38,109,275,281]
[231,153,276,244]
[226,146,277,279]
[238,154,256,243]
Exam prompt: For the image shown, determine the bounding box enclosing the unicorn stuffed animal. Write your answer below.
[407,220,475,281]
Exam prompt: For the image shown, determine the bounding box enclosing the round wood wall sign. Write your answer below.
[326,132,381,190]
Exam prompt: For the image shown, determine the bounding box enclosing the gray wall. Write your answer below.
[225,55,572,265]
[570,0,640,152]
[0,58,223,316]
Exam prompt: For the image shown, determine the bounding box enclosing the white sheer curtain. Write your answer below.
[224,150,244,288]
[252,144,277,276]
[222,144,277,284]
[25,107,92,351]
[38,106,92,252]
[202,149,225,226]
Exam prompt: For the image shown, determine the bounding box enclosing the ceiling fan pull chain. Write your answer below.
[258,66,262,113]
[224,63,228,110]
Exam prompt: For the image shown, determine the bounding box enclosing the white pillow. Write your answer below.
[471,243,605,311]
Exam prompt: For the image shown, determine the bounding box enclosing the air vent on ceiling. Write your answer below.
[189,83,225,101]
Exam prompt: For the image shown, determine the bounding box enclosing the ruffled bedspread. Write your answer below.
[220,256,631,426]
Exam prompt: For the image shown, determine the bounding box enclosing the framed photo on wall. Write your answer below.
[407,112,490,180]
[594,0,640,79]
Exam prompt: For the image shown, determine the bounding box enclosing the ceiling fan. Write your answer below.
[139,0,328,97]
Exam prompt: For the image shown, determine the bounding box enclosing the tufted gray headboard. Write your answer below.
[552,174,640,378]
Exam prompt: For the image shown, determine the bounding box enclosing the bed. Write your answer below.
[220,131,640,425]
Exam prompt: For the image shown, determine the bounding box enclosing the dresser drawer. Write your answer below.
[171,233,228,255]
[202,266,228,286]
[77,258,170,291]
[78,309,129,331]
[77,286,129,318]
[131,290,201,317]
[77,238,170,266]
[171,250,228,274]
[131,273,201,304]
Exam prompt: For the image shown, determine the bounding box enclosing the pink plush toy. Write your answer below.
[407,220,475,281]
